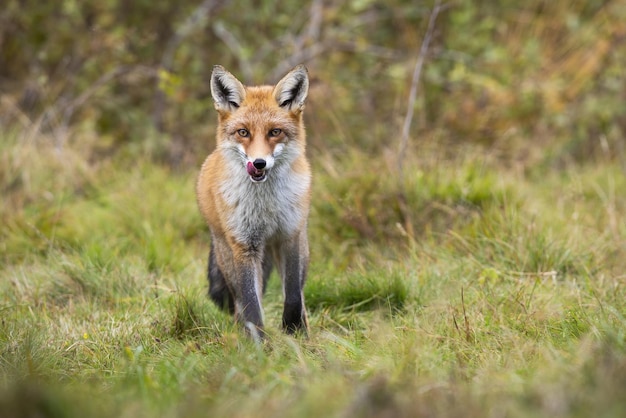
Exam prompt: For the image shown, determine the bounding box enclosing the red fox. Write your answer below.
[196,65,311,339]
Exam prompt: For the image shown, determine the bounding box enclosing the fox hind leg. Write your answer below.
[207,240,235,314]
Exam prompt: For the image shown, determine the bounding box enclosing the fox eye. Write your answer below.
[237,129,250,138]
[269,128,282,137]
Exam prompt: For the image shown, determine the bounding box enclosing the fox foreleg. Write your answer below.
[277,232,309,334]
[232,252,266,339]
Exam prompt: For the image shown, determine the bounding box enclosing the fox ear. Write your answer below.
[211,65,246,112]
[273,65,309,113]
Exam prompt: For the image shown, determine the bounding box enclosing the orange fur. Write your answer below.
[196,65,311,339]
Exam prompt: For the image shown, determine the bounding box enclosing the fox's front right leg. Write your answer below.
[230,248,265,340]
[210,237,265,340]
[218,240,269,337]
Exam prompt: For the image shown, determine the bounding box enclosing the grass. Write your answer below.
[1,130,625,418]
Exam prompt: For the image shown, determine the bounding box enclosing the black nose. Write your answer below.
[253,159,266,170]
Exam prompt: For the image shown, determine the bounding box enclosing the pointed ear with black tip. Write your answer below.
[273,65,309,113]
[210,65,246,112]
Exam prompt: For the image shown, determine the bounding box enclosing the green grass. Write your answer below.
[2,0,625,415]
[1,131,625,418]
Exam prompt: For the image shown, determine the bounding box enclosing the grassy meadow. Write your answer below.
[2,1,626,417]
[1,130,625,417]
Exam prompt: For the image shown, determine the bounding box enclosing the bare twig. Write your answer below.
[213,21,254,83]
[396,1,445,239]
[155,0,225,131]
[398,0,444,177]
[34,65,157,150]
[63,66,142,121]
[297,0,324,51]
[270,44,326,82]
[269,40,400,84]
[269,0,325,81]
[161,0,225,72]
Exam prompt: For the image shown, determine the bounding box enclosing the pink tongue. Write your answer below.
[246,161,262,176]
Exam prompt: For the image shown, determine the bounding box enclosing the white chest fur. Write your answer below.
[219,158,310,245]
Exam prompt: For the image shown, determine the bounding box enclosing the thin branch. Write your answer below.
[63,66,142,121]
[398,0,444,177]
[269,0,325,81]
[269,44,326,82]
[296,0,324,51]
[161,0,225,72]
[394,1,445,241]
[269,40,400,83]
[155,0,225,131]
[36,65,157,150]
[213,21,254,83]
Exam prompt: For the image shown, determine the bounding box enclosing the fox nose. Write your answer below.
[252,159,266,170]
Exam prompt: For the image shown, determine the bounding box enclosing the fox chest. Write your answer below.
[219,172,310,245]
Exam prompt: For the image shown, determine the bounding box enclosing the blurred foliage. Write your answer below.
[1,0,625,255]
[1,5,626,417]
[1,0,625,167]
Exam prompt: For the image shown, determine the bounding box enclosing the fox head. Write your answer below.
[210,65,309,183]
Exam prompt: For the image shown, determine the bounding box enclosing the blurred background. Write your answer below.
[2,0,624,165]
[1,0,625,259]
[1,4,626,415]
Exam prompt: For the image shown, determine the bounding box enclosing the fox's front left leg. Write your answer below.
[278,233,310,334]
